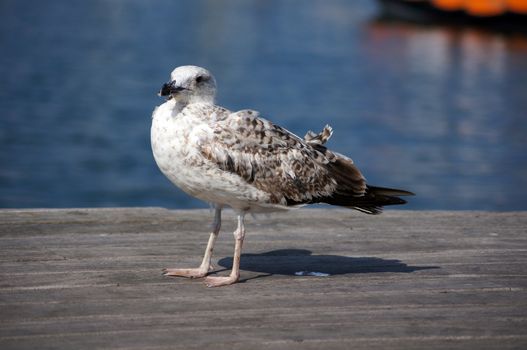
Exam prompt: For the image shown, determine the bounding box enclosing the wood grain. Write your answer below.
[1,208,526,349]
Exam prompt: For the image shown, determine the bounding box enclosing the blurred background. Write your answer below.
[1,0,526,210]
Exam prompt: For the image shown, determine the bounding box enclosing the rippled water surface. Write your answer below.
[1,0,526,210]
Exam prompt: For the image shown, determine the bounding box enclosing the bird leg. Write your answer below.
[205,213,245,287]
[163,207,221,279]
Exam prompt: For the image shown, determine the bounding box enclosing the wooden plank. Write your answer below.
[0,209,526,349]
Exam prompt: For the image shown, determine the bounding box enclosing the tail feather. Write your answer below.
[349,186,414,215]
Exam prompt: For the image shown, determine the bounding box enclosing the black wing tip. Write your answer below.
[284,185,413,214]
[348,186,413,214]
[352,196,407,215]
[367,185,415,197]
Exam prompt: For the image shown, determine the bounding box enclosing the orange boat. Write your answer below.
[377,0,527,31]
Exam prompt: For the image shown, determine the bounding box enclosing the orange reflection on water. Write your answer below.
[366,20,527,82]
[363,19,527,207]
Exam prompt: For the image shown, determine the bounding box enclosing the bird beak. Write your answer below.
[158,80,186,97]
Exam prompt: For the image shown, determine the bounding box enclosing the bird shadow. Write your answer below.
[217,249,438,282]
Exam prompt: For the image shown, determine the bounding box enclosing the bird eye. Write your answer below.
[196,75,208,84]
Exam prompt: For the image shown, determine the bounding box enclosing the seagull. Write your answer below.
[151,65,413,287]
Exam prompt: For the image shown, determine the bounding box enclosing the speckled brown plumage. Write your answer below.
[197,107,379,210]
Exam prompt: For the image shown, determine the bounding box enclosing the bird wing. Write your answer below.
[199,109,367,206]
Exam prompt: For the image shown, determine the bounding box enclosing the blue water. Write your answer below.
[1,0,526,210]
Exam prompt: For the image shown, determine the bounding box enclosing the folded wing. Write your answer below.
[200,109,411,213]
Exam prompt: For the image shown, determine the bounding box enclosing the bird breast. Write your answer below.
[151,103,209,195]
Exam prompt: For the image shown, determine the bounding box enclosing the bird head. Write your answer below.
[159,65,217,105]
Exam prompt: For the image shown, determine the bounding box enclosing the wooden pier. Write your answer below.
[1,208,526,349]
